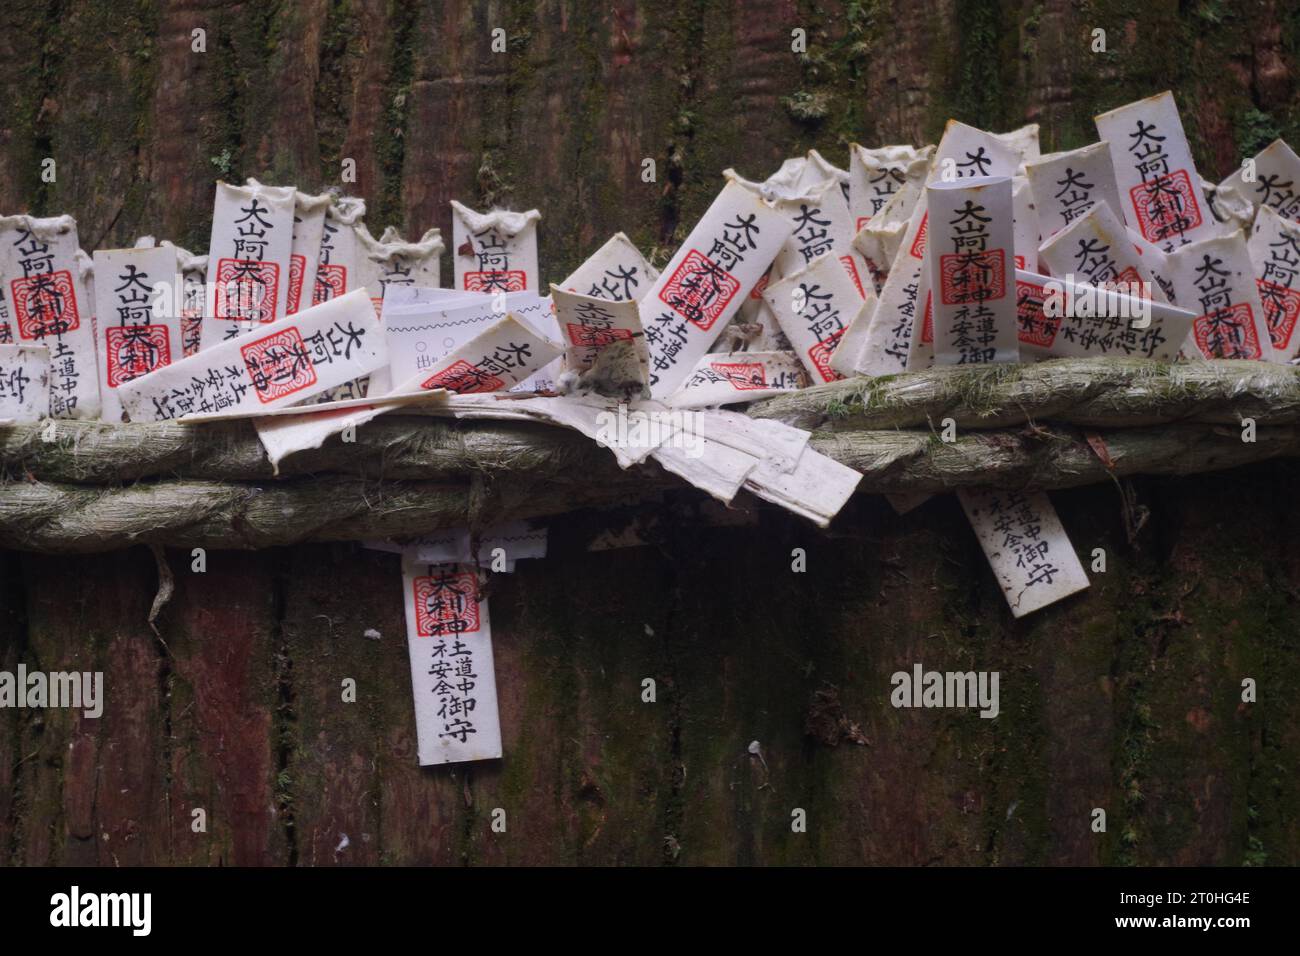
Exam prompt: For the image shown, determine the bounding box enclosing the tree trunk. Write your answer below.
[1,1,1299,865]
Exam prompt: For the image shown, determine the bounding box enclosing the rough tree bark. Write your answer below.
[2,2,1299,865]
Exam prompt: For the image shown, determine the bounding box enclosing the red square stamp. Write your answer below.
[105,324,171,387]
[215,258,280,324]
[709,361,768,390]
[370,296,384,318]
[1015,280,1058,348]
[312,263,347,307]
[749,272,770,300]
[286,254,307,314]
[807,328,846,383]
[413,570,481,637]
[239,325,318,403]
[1193,302,1262,359]
[566,323,632,348]
[1258,279,1300,351]
[939,249,1006,305]
[464,270,527,293]
[11,271,80,339]
[1129,170,1202,244]
[909,214,928,259]
[920,290,933,344]
[658,249,740,331]
[420,358,505,394]
[855,216,871,233]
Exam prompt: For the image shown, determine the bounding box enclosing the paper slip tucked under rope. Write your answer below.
[367,522,547,573]
[434,394,861,527]
[120,288,388,421]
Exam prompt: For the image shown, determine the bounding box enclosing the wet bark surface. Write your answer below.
[1,1,1296,280]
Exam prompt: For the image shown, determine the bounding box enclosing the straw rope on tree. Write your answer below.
[2,358,1298,554]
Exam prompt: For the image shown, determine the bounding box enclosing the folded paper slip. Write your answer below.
[1037,200,1168,303]
[450,202,540,293]
[639,179,793,398]
[382,288,553,385]
[1024,142,1126,240]
[92,245,184,423]
[201,180,296,348]
[1248,205,1300,358]
[1014,268,1194,361]
[1095,91,1219,253]
[558,232,659,302]
[764,252,874,384]
[848,145,934,236]
[1166,232,1276,362]
[1217,138,1300,224]
[119,288,388,421]
[550,286,647,380]
[665,350,806,407]
[247,391,448,472]
[850,196,929,375]
[392,313,562,394]
[927,175,1020,366]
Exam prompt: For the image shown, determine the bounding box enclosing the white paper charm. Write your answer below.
[400,556,502,765]
[92,246,183,423]
[393,313,562,394]
[1014,268,1194,361]
[764,252,873,383]
[201,181,296,347]
[1037,200,1167,302]
[312,197,367,308]
[1249,205,1300,359]
[1095,91,1218,252]
[285,188,331,315]
[451,202,540,293]
[665,350,807,407]
[1011,176,1041,273]
[929,121,1020,185]
[551,286,647,382]
[0,214,101,419]
[381,288,553,385]
[957,487,1089,617]
[356,224,445,314]
[0,344,49,422]
[120,288,388,420]
[927,176,1020,365]
[1024,142,1126,239]
[640,179,792,398]
[1217,138,1300,224]
[850,197,929,375]
[848,145,934,235]
[559,232,659,301]
[1166,232,1276,362]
